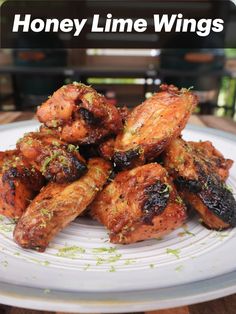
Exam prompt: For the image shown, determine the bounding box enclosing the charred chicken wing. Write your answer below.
[90,163,186,244]
[163,137,236,230]
[187,140,233,181]
[14,158,111,251]
[17,132,87,183]
[114,84,197,170]
[37,83,123,144]
[0,150,44,219]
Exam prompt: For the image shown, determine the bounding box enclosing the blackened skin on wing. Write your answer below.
[79,144,100,160]
[142,181,170,225]
[2,166,44,192]
[174,172,236,227]
[79,108,101,125]
[163,137,236,230]
[114,148,142,170]
[199,178,236,227]
[174,177,202,194]
[45,154,87,183]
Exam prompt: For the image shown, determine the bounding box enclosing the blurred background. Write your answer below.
[1,0,236,120]
[1,48,236,118]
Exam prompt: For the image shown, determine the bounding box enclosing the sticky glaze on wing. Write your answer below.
[37,83,122,144]
[90,163,186,244]
[17,132,87,183]
[163,137,236,230]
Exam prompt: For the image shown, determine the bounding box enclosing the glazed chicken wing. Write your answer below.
[17,132,87,183]
[90,163,186,244]
[37,83,123,144]
[188,141,233,181]
[0,150,44,219]
[14,158,111,251]
[163,137,236,230]
[114,84,197,170]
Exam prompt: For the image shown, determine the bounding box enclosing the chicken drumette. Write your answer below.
[37,83,123,144]
[163,137,236,230]
[90,163,186,244]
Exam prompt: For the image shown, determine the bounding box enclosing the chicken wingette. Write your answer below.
[14,158,111,251]
[90,163,186,244]
[163,137,236,230]
[0,150,44,219]
[17,132,87,183]
[114,84,197,170]
[36,83,123,144]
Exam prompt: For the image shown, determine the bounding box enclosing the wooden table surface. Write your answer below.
[0,111,236,314]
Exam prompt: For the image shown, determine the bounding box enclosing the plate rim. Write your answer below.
[1,119,236,311]
[0,270,236,313]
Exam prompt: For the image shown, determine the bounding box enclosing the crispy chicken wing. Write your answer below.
[0,150,44,219]
[90,163,186,244]
[163,137,236,230]
[114,84,197,170]
[37,83,123,144]
[14,158,111,251]
[188,141,233,181]
[17,132,87,183]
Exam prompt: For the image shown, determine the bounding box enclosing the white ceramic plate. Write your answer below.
[0,120,236,312]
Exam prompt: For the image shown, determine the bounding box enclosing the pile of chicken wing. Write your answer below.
[1,82,236,252]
